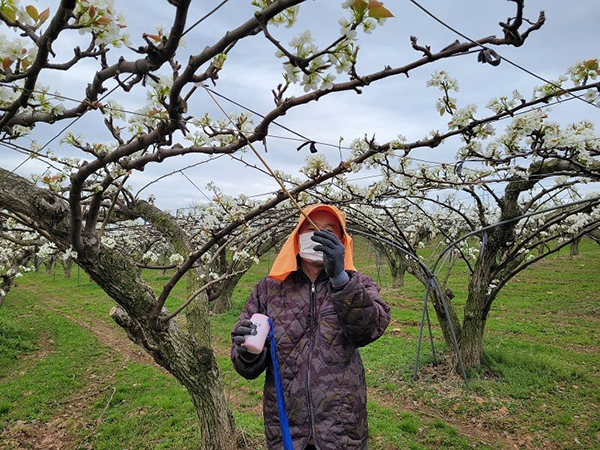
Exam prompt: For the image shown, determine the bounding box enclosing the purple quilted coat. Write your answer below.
[231,269,390,449]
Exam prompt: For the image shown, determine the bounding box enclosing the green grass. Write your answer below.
[88,363,201,450]
[0,238,598,449]
[0,288,107,424]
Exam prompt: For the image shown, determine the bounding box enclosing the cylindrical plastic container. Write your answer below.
[242,313,271,354]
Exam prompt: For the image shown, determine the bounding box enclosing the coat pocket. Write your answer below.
[318,309,353,366]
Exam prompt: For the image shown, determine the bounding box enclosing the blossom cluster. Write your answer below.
[252,1,299,28]
[272,0,389,92]
[74,0,130,48]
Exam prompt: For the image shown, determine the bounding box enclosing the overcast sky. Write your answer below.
[2,0,599,211]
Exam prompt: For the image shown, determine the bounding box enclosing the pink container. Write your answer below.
[242,313,271,354]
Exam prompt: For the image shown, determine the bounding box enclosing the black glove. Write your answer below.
[232,319,255,357]
[312,230,349,286]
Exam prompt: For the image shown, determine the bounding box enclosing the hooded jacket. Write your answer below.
[231,205,391,449]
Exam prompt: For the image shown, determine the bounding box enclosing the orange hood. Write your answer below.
[268,204,355,282]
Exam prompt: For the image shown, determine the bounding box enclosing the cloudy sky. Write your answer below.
[2,0,599,210]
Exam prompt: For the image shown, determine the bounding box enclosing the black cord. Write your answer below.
[182,0,230,37]
[407,0,596,108]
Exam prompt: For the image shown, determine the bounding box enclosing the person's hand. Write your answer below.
[311,230,345,279]
[232,319,254,356]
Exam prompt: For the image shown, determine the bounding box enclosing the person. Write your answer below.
[231,204,391,450]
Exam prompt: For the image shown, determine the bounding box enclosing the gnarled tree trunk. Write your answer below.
[135,200,237,449]
[44,256,56,275]
[388,258,407,288]
[62,257,74,278]
[570,238,580,256]
[211,275,241,314]
[0,169,237,450]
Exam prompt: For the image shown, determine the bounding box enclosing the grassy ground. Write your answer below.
[0,238,598,449]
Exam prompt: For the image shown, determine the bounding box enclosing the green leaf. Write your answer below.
[0,6,17,23]
[26,5,39,21]
[351,0,368,15]
[367,0,394,18]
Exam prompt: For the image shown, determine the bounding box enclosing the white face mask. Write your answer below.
[298,232,324,264]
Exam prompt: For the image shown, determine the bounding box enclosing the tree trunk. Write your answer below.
[44,258,55,274]
[212,286,233,314]
[185,272,237,449]
[383,248,406,288]
[212,274,244,314]
[185,282,237,449]
[460,291,488,367]
[188,355,237,449]
[62,258,73,278]
[110,303,236,450]
[405,258,462,350]
[391,260,406,288]
[135,200,238,449]
[570,238,580,257]
[453,177,531,369]
[457,246,498,369]
[0,275,11,307]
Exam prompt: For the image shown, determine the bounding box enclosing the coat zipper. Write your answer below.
[306,282,317,446]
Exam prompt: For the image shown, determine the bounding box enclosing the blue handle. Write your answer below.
[268,317,293,450]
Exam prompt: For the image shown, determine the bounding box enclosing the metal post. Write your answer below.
[425,302,436,364]
[413,281,432,380]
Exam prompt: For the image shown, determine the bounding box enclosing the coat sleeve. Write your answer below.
[230,278,269,380]
[329,271,390,347]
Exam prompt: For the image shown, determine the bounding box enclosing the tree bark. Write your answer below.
[44,257,55,275]
[211,274,242,314]
[570,238,580,257]
[62,258,73,278]
[389,258,406,288]
[0,275,12,307]
[460,280,490,367]
[34,253,41,273]
[460,309,486,368]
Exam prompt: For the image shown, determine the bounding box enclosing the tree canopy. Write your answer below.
[1,0,599,448]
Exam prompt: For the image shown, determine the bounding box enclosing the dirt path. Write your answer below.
[32,287,162,369]
[1,288,162,450]
[1,341,121,450]
[2,370,118,450]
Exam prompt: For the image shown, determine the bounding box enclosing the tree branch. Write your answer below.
[0,0,77,130]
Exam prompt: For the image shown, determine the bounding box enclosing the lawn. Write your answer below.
[0,237,598,449]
